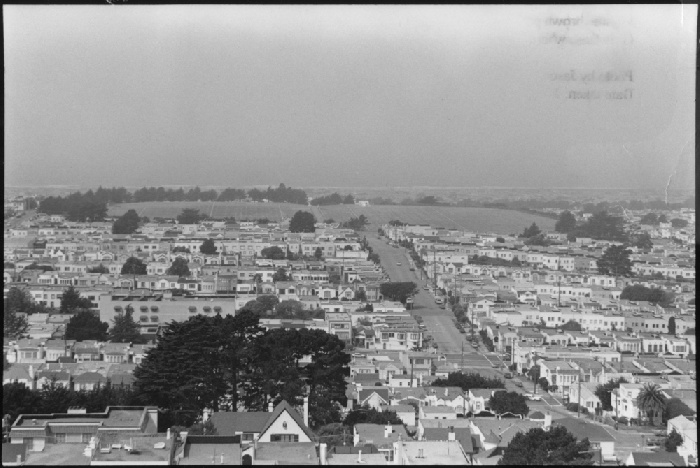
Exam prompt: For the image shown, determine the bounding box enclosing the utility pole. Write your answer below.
[577,366,582,418]
[461,341,464,370]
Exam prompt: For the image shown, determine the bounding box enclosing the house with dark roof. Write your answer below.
[553,417,617,462]
[624,450,687,466]
[209,398,313,451]
[358,388,390,410]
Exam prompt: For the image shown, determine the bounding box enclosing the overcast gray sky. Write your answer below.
[4,5,696,190]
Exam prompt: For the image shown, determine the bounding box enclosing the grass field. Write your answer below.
[108,201,556,235]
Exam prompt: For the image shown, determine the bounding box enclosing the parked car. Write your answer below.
[396,262,402,266]
[525,394,542,401]
[514,381,523,387]
[504,373,513,379]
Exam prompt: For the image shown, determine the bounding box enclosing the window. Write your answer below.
[150,316,159,322]
[214,306,222,313]
[150,306,159,312]
[140,315,148,322]
[270,434,298,442]
[55,433,66,443]
[189,306,197,313]
[241,433,255,442]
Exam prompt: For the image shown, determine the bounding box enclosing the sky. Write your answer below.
[4,5,696,190]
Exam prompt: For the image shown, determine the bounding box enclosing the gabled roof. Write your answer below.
[258,400,314,441]
[210,411,270,435]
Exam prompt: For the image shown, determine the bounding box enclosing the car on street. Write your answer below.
[492,364,500,369]
[472,343,479,349]
[504,373,513,379]
[514,381,523,387]
[423,286,430,290]
[524,394,542,401]
[396,262,402,266]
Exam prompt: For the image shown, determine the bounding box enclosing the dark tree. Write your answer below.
[272,268,289,283]
[498,426,594,465]
[380,282,418,304]
[575,211,627,241]
[110,305,147,344]
[668,317,676,335]
[521,223,542,238]
[560,320,582,332]
[199,239,217,255]
[670,218,688,228]
[596,245,633,277]
[60,285,93,314]
[166,258,191,277]
[594,377,628,411]
[631,232,654,251]
[289,211,317,233]
[4,287,31,339]
[640,213,659,225]
[87,264,109,274]
[245,295,280,315]
[171,246,191,253]
[177,209,205,225]
[65,311,109,341]
[433,372,504,391]
[261,246,286,260]
[112,209,141,234]
[343,406,403,427]
[663,398,695,422]
[121,257,147,276]
[620,285,673,307]
[489,391,529,416]
[274,300,305,319]
[2,383,43,421]
[314,247,324,260]
[665,429,683,452]
[555,211,577,233]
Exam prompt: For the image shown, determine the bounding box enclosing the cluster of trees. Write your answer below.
[289,211,317,233]
[38,195,107,222]
[242,294,325,320]
[554,210,628,242]
[133,186,221,202]
[432,372,504,391]
[640,213,668,226]
[489,391,529,416]
[560,320,583,332]
[260,246,286,260]
[478,330,495,352]
[112,209,142,234]
[4,287,36,339]
[341,214,369,231]
[310,193,355,205]
[177,208,207,225]
[519,222,551,246]
[499,426,595,465]
[248,184,308,204]
[620,284,675,307]
[379,282,417,304]
[596,245,633,277]
[133,310,350,428]
[469,255,521,267]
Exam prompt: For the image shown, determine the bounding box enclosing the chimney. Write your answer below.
[319,443,327,465]
[166,428,171,440]
[28,365,35,380]
[303,396,309,427]
[268,402,274,413]
[385,425,392,438]
[448,426,455,441]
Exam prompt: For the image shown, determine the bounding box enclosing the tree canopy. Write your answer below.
[574,211,627,241]
[167,258,191,278]
[665,429,684,452]
[260,246,286,260]
[109,306,147,344]
[272,267,289,282]
[133,311,349,428]
[379,282,418,304]
[489,391,529,416]
[499,426,594,465]
[594,377,628,411]
[87,264,109,274]
[555,211,577,233]
[199,239,217,255]
[342,406,403,427]
[560,320,583,332]
[433,372,504,391]
[4,287,31,339]
[341,215,369,231]
[289,211,317,233]
[112,209,141,235]
[65,311,109,341]
[121,257,147,276]
[177,209,205,225]
[310,193,355,206]
[60,285,93,314]
[596,245,633,277]
[670,218,688,228]
[620,285,674,307]
[520,222,542,238]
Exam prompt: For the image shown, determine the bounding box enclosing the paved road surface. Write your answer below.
[365,235,467,354]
